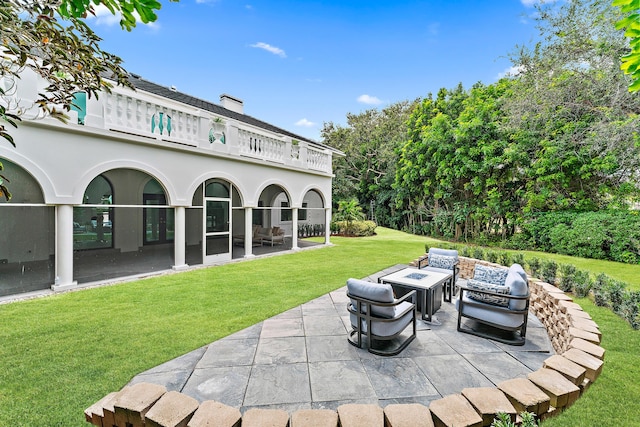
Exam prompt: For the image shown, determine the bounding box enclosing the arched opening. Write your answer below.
[189,178,243,264]
[257,184,291,232]
[299,189,326,238]
[74,175,114,250]
[0,158,54,296]
[73,169,174,283]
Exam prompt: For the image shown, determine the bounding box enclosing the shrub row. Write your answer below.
[330,220,377,237]
[426,242,640,330]
[505,210,640,264]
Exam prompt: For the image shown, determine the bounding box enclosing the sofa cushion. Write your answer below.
[347,278,395,318]
[466,278,510,307]
[456,294,526,329]
[473,264,509,285]
[508,263,528,283]
[428,254,457,270]
[506,269,529,311]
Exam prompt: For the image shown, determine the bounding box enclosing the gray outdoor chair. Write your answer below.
[346,278,417,356]
[418,247,460,302]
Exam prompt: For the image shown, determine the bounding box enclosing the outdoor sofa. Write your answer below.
[256,226,285,246]
[456,263,530,345]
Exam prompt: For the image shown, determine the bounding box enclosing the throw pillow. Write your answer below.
[466,278,510,307]
[428,253,456,270]
[473,264,509,285]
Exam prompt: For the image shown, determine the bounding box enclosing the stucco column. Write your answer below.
[52,204,77,291]
[173,206,188,270]
[244,207,255,258]
[292,207,299,250]
[325,207,332,245]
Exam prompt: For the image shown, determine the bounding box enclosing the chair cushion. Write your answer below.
[428,254,456,270]
[421,266,454,276]
[347,278,395,318]
[466,278,510,307]
[429,248,459,261]
[456,294,526,329]
[473,264,509,285]
[350,301,414,337]
[506,269,529,311]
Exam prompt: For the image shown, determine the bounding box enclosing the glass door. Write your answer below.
[144,194,174,245]
[203,180,231,263]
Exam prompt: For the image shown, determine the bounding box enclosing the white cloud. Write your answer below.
[497,65,525,79]
[87,4,159,29]
[250,42,286,58]
[357,94,383,105]
[89,4,122,26]
[520,0,549,6]
[428,22,440,36]
[295,118,315,127]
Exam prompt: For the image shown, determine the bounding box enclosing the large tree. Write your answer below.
[394,81,527,240]
[1,0,171,146]
[322,100,417,228]
[506,0,640,211]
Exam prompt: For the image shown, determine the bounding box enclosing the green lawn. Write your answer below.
[0,228,638,425]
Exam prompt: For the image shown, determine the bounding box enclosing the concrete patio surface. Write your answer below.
[129,264,553,414]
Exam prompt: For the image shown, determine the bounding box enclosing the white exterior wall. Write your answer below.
[0,70,337,295]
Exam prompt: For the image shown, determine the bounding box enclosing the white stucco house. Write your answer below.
[0,69,340,298]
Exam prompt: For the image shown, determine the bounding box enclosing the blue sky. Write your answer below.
[89,0,542,141]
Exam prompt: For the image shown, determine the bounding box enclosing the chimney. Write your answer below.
[220,94,244,114]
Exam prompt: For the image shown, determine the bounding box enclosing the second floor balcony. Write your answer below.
[2,70,336,175]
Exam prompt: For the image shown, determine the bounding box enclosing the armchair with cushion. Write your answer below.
[418,248,459,302]
[257,226,285,246]
[455,263,530,345]
[346,278,417,356]
[232,224,262,247]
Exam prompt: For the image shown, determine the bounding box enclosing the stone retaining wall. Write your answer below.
[84,256,604,427]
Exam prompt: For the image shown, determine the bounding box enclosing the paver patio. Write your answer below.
[129,265,553,414]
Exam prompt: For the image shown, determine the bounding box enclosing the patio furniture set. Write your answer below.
[347,248,531,355]
[233,225,287,247]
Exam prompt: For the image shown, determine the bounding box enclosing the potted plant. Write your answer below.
[209,117,226,143]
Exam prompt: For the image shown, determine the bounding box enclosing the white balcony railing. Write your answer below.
[104,92,201,147]
[1,70,333,174]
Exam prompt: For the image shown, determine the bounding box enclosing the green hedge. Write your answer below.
[508,210,640,264]
[331,220,377,237]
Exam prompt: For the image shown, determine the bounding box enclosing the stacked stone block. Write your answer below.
[86,256,605,427]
